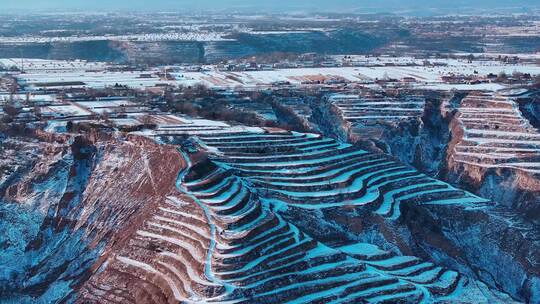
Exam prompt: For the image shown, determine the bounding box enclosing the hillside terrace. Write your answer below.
[135,119,537,302]
[451,92,540,175]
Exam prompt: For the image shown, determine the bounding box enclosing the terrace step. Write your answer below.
[451,94,540,174]
[155,127,521,303]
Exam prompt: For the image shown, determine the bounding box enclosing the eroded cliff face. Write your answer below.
[241,93,540,301]
[443,156,540,219]
[517,94,540,129]
[309,91,540,220]
[314,92,451,178]
[0,131,182,303]
[443,93,540,219]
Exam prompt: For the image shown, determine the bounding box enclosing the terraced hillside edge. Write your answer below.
[0,131,184,302]
[315,91,540,220]
[317,92,450,177]
[154,122,539,303]
[444,92,540,217]
[2,120,539,303]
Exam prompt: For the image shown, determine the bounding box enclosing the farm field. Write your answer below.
[6,57,539,90]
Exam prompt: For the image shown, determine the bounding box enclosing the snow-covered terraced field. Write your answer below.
[173,62,540,88]
[151,123,539,303]
[0,58,109,73]
[191,130,488,218]
[5,115,536,303]
[0,32,231,44]
[330,94,426,125]
[151,119,262,137]
[75,99,149,115]
[172,148,513,303]
[18,70,176,89]
[77,195,225,303]
[452,93,540,174]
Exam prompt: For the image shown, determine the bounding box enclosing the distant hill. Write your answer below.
[4,0,540,13]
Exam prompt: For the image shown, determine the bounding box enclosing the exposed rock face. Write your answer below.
[517,93,540,129]
[443,92,540,218]
[399,203,540,302]
[316,92,451,177]
[0,131,182,302]
[271,97,317,132]
[312,91,540,220]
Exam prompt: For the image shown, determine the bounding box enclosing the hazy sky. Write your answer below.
[2,0,539,12]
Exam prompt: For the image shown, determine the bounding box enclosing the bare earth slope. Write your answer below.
[444,92,540,218]
[1,124,538,303]
[0,131,182,303]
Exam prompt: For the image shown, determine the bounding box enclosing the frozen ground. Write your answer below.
[0,58,109,73]
[40,104,93,117]
[0,32,232,44]
[9,57,539,91]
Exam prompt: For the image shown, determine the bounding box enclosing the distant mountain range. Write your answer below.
[3,0,540,14]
